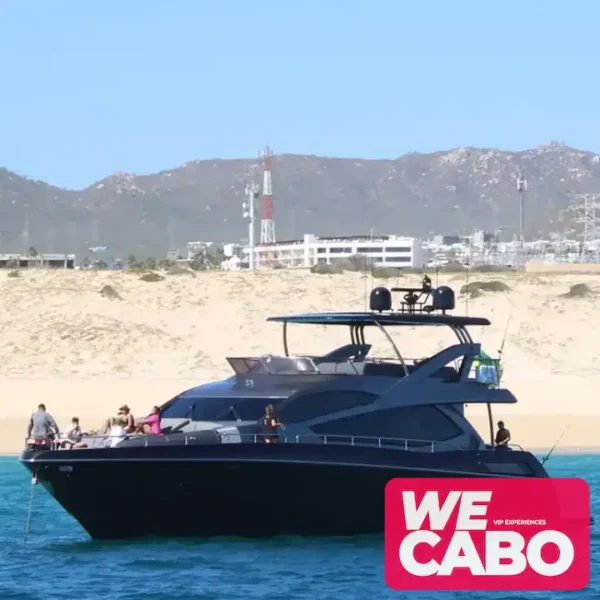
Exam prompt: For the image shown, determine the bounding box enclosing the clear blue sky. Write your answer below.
[1,0,599,189]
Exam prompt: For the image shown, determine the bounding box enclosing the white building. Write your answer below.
[186,241,212,261]
[223,243,243,258]
[221,254,243,271]
[243,233,423,269]
[0,253,76,269]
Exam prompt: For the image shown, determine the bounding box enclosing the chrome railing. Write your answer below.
[225,432,464,453]
[24,432,497,454]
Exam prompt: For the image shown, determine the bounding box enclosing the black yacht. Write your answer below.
[19,276,548,540]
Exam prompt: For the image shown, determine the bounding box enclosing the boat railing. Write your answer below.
[227,432,465,453]
[484,442,524,452]
[26,432,484,454]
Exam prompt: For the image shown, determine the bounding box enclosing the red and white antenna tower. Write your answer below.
[260,146,276,245]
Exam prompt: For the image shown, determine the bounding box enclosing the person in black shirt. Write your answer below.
[495,420,511,449]
[261,404,283,443]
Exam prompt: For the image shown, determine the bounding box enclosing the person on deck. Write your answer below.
[261,404,284,444]
[102,404,135,435]
[60,417,83,449]
[495,420,511,450]
[136,406,163,436]
[27,404,59,448]
[104,416,127,448]
[118,405,136,433]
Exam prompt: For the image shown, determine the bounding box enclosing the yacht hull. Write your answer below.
[20,443,548,540]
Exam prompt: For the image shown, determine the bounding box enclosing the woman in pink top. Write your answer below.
[138,406,163,435]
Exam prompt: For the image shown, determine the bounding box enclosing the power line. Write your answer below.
[566,193,600,249]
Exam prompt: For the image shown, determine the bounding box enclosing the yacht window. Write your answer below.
[278,391,377,423]
[160,395,198,419]
[218,398,284,421]
[160,396,284,421]
[310,405,461,441]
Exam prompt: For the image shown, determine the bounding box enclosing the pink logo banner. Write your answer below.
[385,477,590,591]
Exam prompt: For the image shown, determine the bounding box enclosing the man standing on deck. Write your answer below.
[27,404,59,445]
[495,420,511,449]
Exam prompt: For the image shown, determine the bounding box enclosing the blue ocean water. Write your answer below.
[0,454,597,600]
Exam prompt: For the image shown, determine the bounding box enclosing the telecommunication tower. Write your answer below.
[516,168,527,243]
[260,146,276,245]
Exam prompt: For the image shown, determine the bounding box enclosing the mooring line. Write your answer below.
[23,473,38,544]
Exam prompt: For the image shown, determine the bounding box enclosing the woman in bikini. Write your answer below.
[136,406,163,436]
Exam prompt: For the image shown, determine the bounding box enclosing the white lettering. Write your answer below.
[527,531,574,577]
[398,531,575,576]
[437,531,485,575]
[398,488,575,578]
[398,530,441,576]
[485,531,527,575]
[402,490,462,530]
[455,491,491,530]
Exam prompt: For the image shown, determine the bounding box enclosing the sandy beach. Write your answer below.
[1,267,599,454]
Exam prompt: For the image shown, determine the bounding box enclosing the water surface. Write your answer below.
[0,454,597,600]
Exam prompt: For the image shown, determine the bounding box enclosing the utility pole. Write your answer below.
[517,168,527,243]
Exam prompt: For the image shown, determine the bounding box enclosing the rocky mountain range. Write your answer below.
[0,141,598,259]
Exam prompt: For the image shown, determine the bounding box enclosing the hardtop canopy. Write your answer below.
[267,312,490,328]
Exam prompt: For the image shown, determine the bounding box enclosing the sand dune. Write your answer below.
[1,267,599,453]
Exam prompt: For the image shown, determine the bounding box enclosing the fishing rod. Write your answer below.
[540,425,570,466]
[540,427,594,526]
[495,302,513,385]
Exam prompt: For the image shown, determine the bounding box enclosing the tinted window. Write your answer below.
[311,405,461,441]
[160,396,282,421]
[160,395,198,419]
[160,396,231,420]
[223,398,283,421]
[278,391,377,424]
